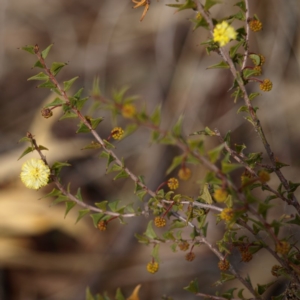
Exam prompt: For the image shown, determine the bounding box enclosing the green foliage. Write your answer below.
[19,2,300,299]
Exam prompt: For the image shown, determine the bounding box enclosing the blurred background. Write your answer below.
[0,0,300,299]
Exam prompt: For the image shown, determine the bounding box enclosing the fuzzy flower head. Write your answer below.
[20,158,50,190]
[122,104,136,119]
[147,261,159,274]
[213,21,237,47]
[111,127,124,140]
[167,178,179,190]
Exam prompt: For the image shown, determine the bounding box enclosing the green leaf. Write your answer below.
[204,0,221,10]
[17,146,34,160]
[60,110,78,120]
[41,188,62,199]
[64,201,76,218]
[207,61,229,69]
[91,117,104,130]
[166,0,197,11]
[33,60,44,69]
[108,200,120,212]
[221,288,237,299]
[166,155,183,175]
[144,220,157,239]
[249,54,261,66]
[243,68,259,79]
[41,44,53,59]
[95,201,108,211]
[90,213,104,227]
[50,62,67,76]
[81,141,101,150]
[172,115,184,137]
[218,272,236,284]
[249,92,260,101]
[221,162,242,173]
[287,214,300,226]
[63,76,79,92]
[44,97,65,107]
[231,11,245,21]
[200,183,212,204]
[75,209,90,224]
[230,41,243,58]
[234,1,246,12]
[38,80,57,88]
[18,137,32,143]
[21,45,35,54]
[245,152,263,168]
[75,97,89,111]
[152,244,160,263]
[76,122,90,133]
[115,289,125,300]
[184,279,199,293]
[208,143,225,163]
[169,220,187,230]
[112,86,129,104]
[150,105,161,126]
[190,126,216,136]
[114,170,129,180]
[256,281,276,295]
[86,287,95,300]
[27,72,49,81]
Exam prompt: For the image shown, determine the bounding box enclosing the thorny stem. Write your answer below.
[29,133,139,218]
[195,1,300,214]
[33,44,261,298]
[214,129,295,206]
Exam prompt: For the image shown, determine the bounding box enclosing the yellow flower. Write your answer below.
[259,79,272,92]
[276,241,290,255]
[146,261,159,274]
[111,127,124,140]
[20,158,50,190]
[213,188,228,203]
[249,19,263,32]
[122,104,136,119]
[220,208,235,222]
[213,21,237,47]
[178,167,191,180]
[167,178,179,190]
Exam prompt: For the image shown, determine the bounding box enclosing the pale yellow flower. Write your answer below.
[20,158,50,190]
[213,21,237,47]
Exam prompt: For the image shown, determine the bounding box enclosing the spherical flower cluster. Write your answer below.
[20,158,50,190]
[122,104,136,119]
[241,250,253,262]
[249,19,263,32]
[271,265,282,277]
[213,188,228,203]
[213,21,237,47]
[179,241,190,251]
[111,127,124,140]
[259,54,265,65]
[253,66,262,76]
[218,259,230,271]
[167,178,179,190]
[41,107,53,118]
[259,79,273,92]
[147,261,159,274]
[178,167,191,180]
[154,216,166,228]
[97,220,107,231]
[276,241,291,255]
[258,170,270,183]
[185,252,196,262]
[220,208,235,222]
